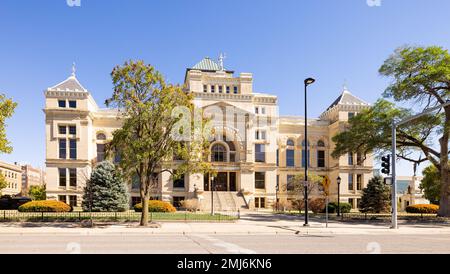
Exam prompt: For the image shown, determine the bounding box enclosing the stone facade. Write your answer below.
[44,57,373,210]
[0,161,22,196]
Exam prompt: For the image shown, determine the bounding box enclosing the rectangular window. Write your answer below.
[226,86,230,94]
[261,131,266,140]
[348,198,355,209]
[356,152,363,165]
[59,139,67,159]
[255,107,259,114]
[203,85,208,93]
[255,144,265,162]
[233,86,238,94]
[69,168,77,187]
[317,150,325,168]
[58,195,67,203]
[276,149,279,166]
[131,197,142,206]
[357,198,361,209]
[261,107,266,115]
[356,174,362,190]
[255,197,266,208]
[69,139,77,159]
[302,150,310,167]
[348,112,355,119]
[348,174,354,190]
[69,126,76,135]
[287,175,295,191]
[173,174,185,188]
[255,131,260,140]
[218,86,223,93]
[255,172,265,189]
[58,100,66,108]
[69,195,77,207]
[286,149,295,167]
[276,175,279,191]
[348,152,354,165]
[97,144,105,162]
[211,85,215,93]
[59,168,66,187]
[58,126,67,135]
[69,101,77,108]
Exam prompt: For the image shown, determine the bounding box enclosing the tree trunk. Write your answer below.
[140,178,150,226]
[438,109,450,216]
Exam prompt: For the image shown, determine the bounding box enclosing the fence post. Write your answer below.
[79,212,81,222]
[365,213,367,220]
[41,212,44,221]
[150,211,153,223]
[3,211,5,220]
[238,209,240,219]
[115,212,118,221]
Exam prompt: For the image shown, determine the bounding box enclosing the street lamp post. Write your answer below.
[337,176,341,217]
[210,176,215,216]
[303,77,315,227]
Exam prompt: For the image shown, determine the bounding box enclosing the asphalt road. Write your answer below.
[0,233,449,254]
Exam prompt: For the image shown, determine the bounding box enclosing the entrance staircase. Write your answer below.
[200,192,248,212]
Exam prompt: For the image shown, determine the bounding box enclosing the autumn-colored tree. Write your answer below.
[106,60,211,226]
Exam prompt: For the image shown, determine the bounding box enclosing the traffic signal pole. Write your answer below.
[391,122,397,229]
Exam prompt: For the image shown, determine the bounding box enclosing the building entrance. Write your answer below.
[204,172,237,191]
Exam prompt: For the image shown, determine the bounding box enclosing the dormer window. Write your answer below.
[69,100,77,108]
[58,100,66,108]
[203,85,207,93]
[233,86,238,94]
[219,86,223,93]
[226,86,230,94]
[211,85,215,93]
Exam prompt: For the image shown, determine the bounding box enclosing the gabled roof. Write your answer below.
[48,75,87,92]
[192,57,222,71]
[325,88,369,111]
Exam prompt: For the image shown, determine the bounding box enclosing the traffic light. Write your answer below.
[381,155,391,175]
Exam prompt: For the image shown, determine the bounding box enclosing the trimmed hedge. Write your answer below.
[134,200,176,213]
[406,204,439,214]
[18,200,72,212]
[325,202,352,214]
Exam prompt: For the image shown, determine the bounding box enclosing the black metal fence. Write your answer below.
[0,210,239,223]
[341,212,444,221]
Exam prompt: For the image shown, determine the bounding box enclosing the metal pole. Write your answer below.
[391,122,398,229]
[337,182,340,217]
[211,177,215,216]
[304,82,309,227]
[326,196,329,228]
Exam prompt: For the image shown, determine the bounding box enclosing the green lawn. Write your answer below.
[0,210,238,222]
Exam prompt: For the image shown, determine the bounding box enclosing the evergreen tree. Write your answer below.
[359,176,391,213]
[82,161,129,212]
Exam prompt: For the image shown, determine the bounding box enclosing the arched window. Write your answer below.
[97,133,106,140]
[286,139,295,146]
[212,144,227,162]
[317,140,325,147]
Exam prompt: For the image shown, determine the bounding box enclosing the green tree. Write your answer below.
[285,173,324,212]
[419,164,441,205]
[82,161,129,212]
[28,185,46,200]
[359,176,391,213]
[332,46,450,216]
[0,94,17,154]
[0,173,8,195]
[106,60,211,226]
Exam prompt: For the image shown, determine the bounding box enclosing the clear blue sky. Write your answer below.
[1,0,449,175]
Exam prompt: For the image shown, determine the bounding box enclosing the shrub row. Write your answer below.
[405,204,439,214]
[18,200,72,212]
[134,200,176,213]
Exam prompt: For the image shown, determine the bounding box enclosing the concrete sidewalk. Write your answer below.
[1,215,449,236]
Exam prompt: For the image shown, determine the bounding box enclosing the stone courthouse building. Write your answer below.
[44,57,373,211]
